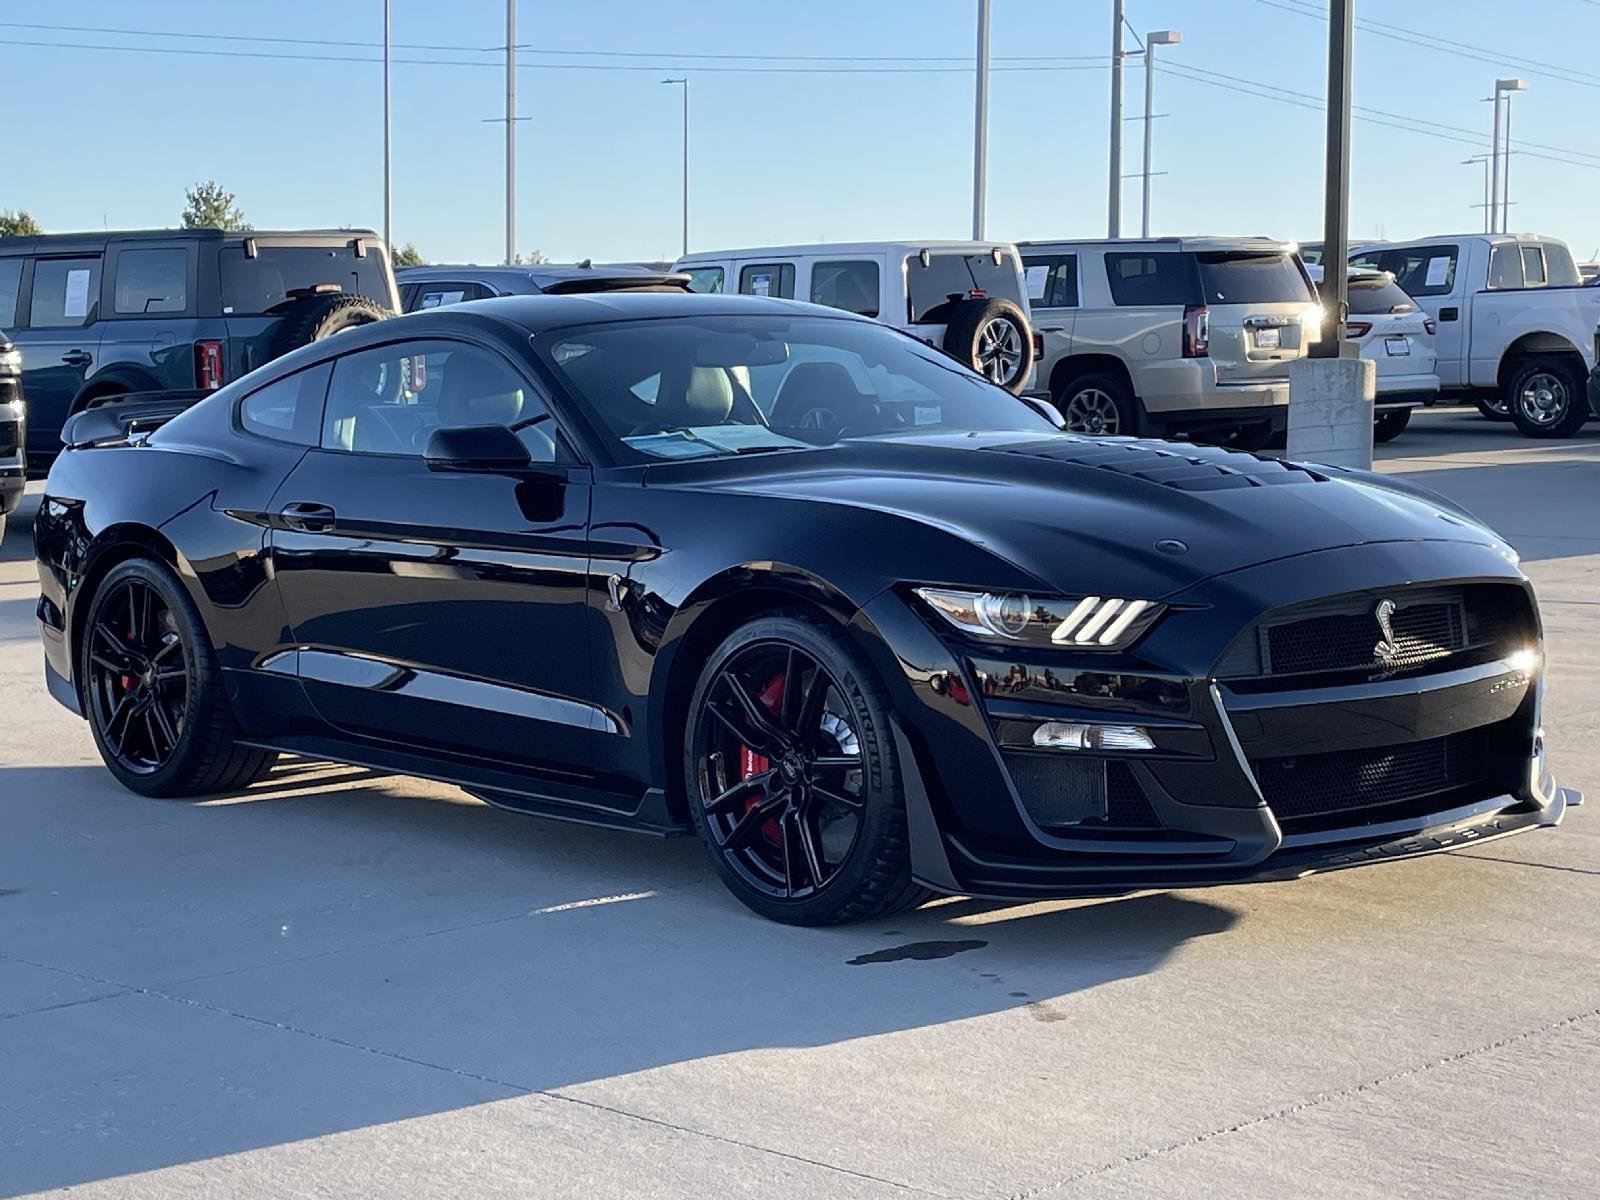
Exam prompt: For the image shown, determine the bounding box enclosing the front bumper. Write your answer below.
[859,540,1575,900]
[0,395,25,516]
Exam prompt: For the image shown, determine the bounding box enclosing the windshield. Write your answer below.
[219,244,393,315]
[1195,253,1313,306]
[537,314,1053,463]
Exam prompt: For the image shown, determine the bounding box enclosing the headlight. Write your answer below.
[0,347,20,373]
[914,587,1163,650]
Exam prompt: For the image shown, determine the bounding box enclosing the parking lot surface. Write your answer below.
[3,407,1598,1199]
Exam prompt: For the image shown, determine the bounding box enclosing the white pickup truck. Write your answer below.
[1350,234,1600,438]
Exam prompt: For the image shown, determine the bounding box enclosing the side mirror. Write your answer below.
[1021,396,1064,428]
[423,424,534,473]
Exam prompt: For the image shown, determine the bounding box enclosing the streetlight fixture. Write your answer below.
[1489,77,1527,234]
[661,78,689,257]
[1140,30,1180,239]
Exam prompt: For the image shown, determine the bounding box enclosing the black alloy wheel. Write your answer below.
[86,576,187,774]
[685,613,929,925]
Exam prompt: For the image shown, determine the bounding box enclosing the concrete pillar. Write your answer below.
[1286,356,1376,469]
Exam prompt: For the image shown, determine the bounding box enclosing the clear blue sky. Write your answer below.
[4,0,1598,264]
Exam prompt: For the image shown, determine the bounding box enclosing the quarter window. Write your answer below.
[113,248,189,315]
[683,266,724,294]
[321,340,565,462]
[809,260,880,317]
[738,263,795,300]
[1542,243,1583,286]
[1103,253,1201,306]
[29,257,102,329]
[0,259,20,327]
[238,363,332,446]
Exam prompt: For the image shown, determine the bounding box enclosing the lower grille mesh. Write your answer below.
[1003,754,1163,830]
[1251,732,1492,825]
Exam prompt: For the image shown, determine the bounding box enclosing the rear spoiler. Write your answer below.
[61,390,212,449]
[540,273,693,295]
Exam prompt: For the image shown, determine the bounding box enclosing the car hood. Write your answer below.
[684,431,1507,598]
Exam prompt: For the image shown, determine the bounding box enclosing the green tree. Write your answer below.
[180,181,251,231]
[0,209,43,237]
[393,242,424,268]
[511,248,546,265]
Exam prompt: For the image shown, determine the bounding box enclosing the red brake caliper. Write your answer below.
[737,672,787,846]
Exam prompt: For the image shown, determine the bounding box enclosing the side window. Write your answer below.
[1382,246,1457,297]
[738,263,795,299]
[1103,253,1199,306]
[29,256,102,329]
[113,248,188,315]
[321,340,565,462]
[1487,244,1524,290]
[238,362,332,446]
[683,266,724,294]
[809,260,880,317]
[1023,255,1080,309]
[0,259,21,327]
[1520,245,1547,287]
[408,282,486,312]
[1542,242,1582,287]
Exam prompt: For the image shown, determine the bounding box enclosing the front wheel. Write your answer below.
[82,558,276,797]
[1507,357,1590,439]
[684,612,930,925]
[1474,394,1512,422]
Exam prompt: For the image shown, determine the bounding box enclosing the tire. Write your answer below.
[942,298,1034,395]
[1054,372,1141,437]
[266,293,391,361]
[1226,421,1277,451]
[1373,408,1412,443]
[1507,356,1591,439]
[80,558,276,798]
[1474,394,1512,422]
[683,610,931,926]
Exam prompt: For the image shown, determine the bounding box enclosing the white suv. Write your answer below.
[672,241,1036,394]
[1020,237,1320,444]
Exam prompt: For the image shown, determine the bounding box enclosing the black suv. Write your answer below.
[0,229,397,474]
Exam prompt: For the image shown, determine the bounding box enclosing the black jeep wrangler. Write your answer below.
[0,228,396,474]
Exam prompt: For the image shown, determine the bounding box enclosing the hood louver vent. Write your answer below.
[987,438,1327,492]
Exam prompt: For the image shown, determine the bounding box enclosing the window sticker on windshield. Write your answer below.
[1424,256,1452,288]
[1023,264,1049,301]
[63,269,92,319]
[421,290,465,309]
[914,405,941,426]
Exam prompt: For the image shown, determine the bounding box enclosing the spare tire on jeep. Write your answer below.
[267,292,391,360]
[941,297,1034,395]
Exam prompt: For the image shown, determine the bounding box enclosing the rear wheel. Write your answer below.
[1474,394,1512,422]
[684,612,930,925]
[1054,372,1140,436]
[82,559,275,797]
[1507,357,1590,439]
[1374,408,1412,443]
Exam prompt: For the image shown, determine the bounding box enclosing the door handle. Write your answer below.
[60,350,93,367]
[1438,307,1459,322]
[279,502,337,533]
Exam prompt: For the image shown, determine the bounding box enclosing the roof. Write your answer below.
[1019,236,1297,255]
[397,262,682,290]
[0,228,384,254]
[443,290,857,333]
[674,240,1020,263]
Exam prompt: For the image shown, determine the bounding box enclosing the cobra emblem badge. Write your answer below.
[1372,598,1400,664]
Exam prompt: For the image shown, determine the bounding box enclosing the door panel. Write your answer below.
[17,255,105,467]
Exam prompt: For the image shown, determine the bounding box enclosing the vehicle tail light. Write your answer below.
[1181,305,1209,358]
[1345,321,1373,339]
[195,341,224,390]
[1032,331,1044,361]
[1424,318,1437,336]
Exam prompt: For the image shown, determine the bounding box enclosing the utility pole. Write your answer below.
[1502,94,1515,233]
[1140,31,1180,239]
[661,78,689,256]
[382,0,392,257]
[1310,0,1352,358]
[972,0,991,240]
[1108,0,1125,237]
[1463,156,1491,233]
[505,0,516,265]
[1489,90,1502,234]
[1489,79,1527,236]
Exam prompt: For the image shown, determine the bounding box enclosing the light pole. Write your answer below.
[660,78,688,257]
[1108,0,1125,237]
[1489,77,1527,235]
[382,0,392,257]
[505,0,516,264]
[972,0,991,240]
[1500,81,1526,233]
[1310,0,1352,358]
[1462,156,1491,233]
[1140,30,1180,239]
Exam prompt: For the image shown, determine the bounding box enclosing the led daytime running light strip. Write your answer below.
[1051,597,1152,646]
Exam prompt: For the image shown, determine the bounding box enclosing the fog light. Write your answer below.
[1032,722,1155,751]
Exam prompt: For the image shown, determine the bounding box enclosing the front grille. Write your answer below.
[1003,753,1163,830]
[0,418,17,457]
[1251,731,1493,827]
[1216,584,1532,681]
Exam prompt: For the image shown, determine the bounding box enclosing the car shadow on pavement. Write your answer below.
[0,759,1238,1195]
[1387,460,1600,562]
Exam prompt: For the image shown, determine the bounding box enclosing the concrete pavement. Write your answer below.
[2,407,1597,1198]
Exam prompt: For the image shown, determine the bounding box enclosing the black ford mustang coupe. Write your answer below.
[35,294,1576,924]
